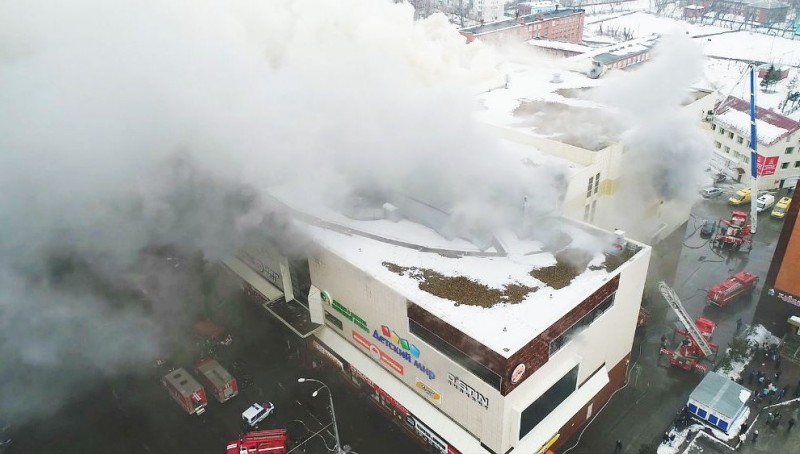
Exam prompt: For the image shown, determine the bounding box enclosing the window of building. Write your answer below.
[728,132,734,139]
[737,136,744,144]
[715,141,722,149]
[786,147,795,154]
[584,203,590,221]
[795,161,800,168]
[518,365,579,439]
[719,128,725,135]
[590,200,597,221]
[409,319,502,391]
[587,176,593,197]
[550,294,615,356]
[288,258,312,307]
[325,311,344,330]
[711,124,717,130]
[724,146,730,153]
[593,173,600,194]
[782,162,790,169]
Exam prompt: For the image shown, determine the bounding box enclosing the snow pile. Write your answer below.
[747,325,781,348]
[657,423,705,454]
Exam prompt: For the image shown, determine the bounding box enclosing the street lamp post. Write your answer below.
[298,378,344,454]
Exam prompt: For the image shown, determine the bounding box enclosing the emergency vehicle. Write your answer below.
[706,271,759,307]
[194,358,238,403]
[162,368,208,415]
[226,429,288,454]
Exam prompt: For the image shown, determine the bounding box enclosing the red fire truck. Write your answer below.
[162,368,208,415]
[707,271,759,307]
[226,429,288,454]
[712,210,752,250]
[195,358,238,403]
[658,282,719,373]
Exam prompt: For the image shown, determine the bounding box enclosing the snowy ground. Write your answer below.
[718,325,781,381]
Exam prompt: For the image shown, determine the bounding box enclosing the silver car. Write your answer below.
[700,187,723,198]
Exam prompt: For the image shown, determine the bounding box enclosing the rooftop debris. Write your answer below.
[382,262,538,308]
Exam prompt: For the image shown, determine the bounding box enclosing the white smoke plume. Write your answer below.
[592,34,713,240]
[0,0,570,422]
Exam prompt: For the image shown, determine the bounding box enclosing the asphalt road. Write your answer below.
[8,296,420,454]
[563,189,787,454]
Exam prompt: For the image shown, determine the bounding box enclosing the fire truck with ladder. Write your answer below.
[707,271,759,307]
[226,429,288,454]
[712,210,752,251]
[658,282,719,373]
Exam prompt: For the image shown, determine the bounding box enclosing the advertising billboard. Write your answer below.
[756,154,779,176]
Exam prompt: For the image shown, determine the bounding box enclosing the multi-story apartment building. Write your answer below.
[706,96,800,191]
[460,8,585,45]
[225,194,651,454]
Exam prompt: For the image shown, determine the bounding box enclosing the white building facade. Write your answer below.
[706,96,800,191]
[226,208,651,454]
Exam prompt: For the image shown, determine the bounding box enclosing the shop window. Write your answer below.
[325,311,343,330]
[550,294,615,356]
[518,365,579,439]
[288,258,312,307]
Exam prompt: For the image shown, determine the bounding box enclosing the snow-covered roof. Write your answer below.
[714,96,800,145]
[689,372,750,420]
[299,217,643,357]
[528,39,592,54]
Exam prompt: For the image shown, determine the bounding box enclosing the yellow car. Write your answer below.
[772,196,791,219]
[728,187,752,206]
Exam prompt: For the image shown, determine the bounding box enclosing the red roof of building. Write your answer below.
[716,96,800,145]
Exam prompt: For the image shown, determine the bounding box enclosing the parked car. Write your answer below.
[242,402,275,427]
[700,187,723,198]
[700,220,716,237]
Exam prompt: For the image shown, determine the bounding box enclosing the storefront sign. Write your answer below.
[349,364,408,415]
[321,290,368,332]
[406,415,448,454]
[769,288,800,307]
[373,326,435,380]
[352,331,405,375]
[448,373,489,408]
[377,387,409,416]
[415,380,442,404]
[510,363,527,385]
[311,340,344,371]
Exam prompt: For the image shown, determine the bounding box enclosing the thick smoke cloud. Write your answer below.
[592,35,712,239]
[0,0,567,422]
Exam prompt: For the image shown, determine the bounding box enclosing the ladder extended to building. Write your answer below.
[658,281,714,357]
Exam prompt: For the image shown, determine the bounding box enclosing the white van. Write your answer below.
[756,194,775,213]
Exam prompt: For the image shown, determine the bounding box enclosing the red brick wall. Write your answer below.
[407,275,620,396]
[551,354,630,451]
[501,275,620,394]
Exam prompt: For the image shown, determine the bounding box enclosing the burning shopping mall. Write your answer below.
[223,191,651,454]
